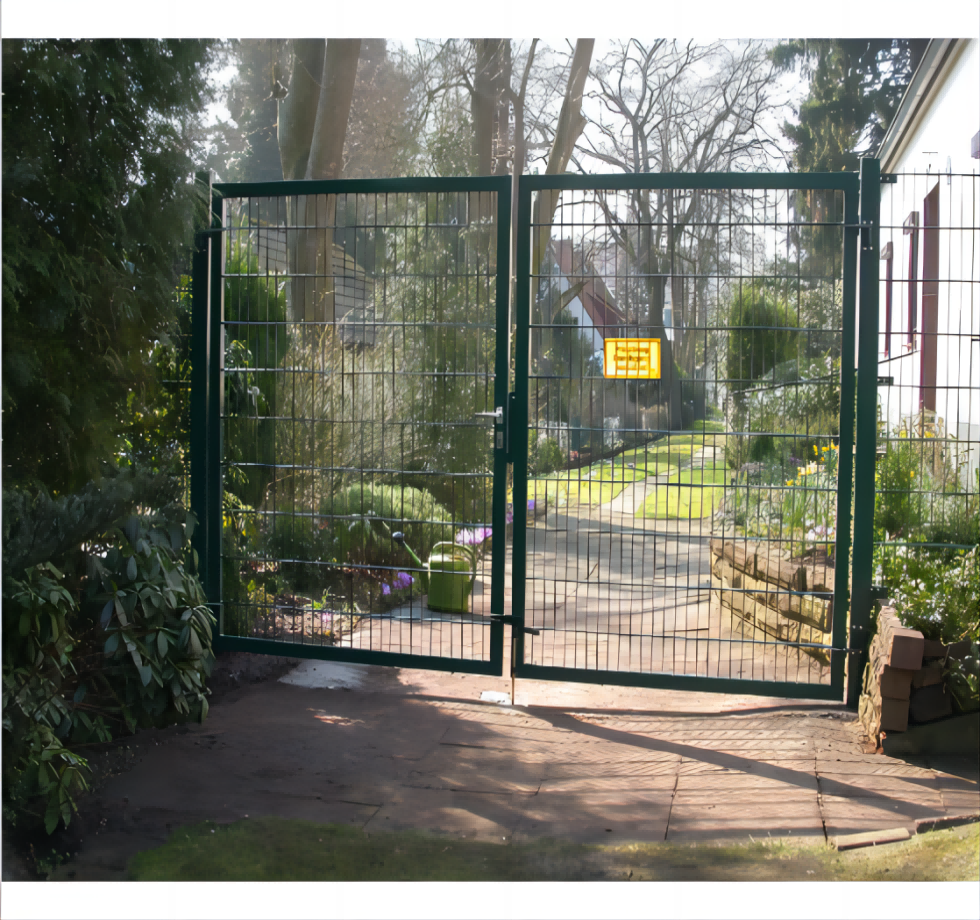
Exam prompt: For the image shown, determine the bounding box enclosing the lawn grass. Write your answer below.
[638,467,729,520]
[529,464,651,509]
[127,816,980,882]
[518,421,729,514]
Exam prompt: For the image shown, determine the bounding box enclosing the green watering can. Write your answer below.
[391,533,477,614]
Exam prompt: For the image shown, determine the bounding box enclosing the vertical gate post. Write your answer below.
[833,176,860,697]
[848,157,881,707]
[206,185,225,642]
[190,170,224,643]
[190,172,213,616]
[489,176,512,676]
[510,176,532,674]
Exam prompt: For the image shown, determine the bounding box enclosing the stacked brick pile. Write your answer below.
[859,605,962,744]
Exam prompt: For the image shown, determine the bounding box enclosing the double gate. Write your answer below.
[192,165,882,704]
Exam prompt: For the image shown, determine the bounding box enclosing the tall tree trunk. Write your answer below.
[530,39,594,375]
[278,39,361,322]
[635,189,683,429]
[531,39,594,279]
[469,40,509,223]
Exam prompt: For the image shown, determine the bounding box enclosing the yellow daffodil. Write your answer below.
[813,445,818,456]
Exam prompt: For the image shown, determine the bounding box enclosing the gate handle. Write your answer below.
[474,407,503,421]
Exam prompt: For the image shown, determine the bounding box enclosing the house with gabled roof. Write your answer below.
[545,239,627,360]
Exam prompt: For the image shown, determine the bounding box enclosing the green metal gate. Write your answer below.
[192,176,512,674]
[193,165,881,701]
[509,165,880,702]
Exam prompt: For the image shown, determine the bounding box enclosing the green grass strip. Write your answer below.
[127,817,979,882]
[638,467,729,520]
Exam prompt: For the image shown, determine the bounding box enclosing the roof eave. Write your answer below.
[877,39,962,172]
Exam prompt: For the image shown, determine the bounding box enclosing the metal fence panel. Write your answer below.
[512,172,862,699]
[193,177,510,673]
[872,170,980,615]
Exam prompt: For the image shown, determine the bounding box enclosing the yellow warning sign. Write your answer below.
[603,338,661,379]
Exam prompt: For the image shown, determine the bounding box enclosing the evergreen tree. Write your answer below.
[2,39,216,494]
[773,39,928,172]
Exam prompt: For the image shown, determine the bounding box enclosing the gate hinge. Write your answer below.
[490,614,541,636]
[880,174,898,184]
[858,219,876,251]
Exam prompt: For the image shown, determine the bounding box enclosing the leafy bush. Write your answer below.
[875,438,979,545]
[270,213,497,527]
[224,232,290,509]
[262,513,337,598]
[886,546,979,645]
[875,440,926,539]
[2,563,100,833]
[320,484,452,571]
[944,647,980,713]
[87,511,215,728]
[530,437,564,476]
[2,500,214,834]
[725,286,799,399]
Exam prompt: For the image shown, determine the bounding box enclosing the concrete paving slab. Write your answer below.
[820,795,946,834]
[814,772,942,798]
[514,792,672,844]
[673,772,820,794]
[815,757,937,775]
[666,805,826,843]
[537,775,679,793]
[939,790,980,813]
[39,642,980,886]
[676,757,817,775]
[401,760,545,794]
[544,759,682,779]
[362,788,524,840]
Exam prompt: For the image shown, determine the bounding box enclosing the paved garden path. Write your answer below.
[46,653,979,881]
[349,443,827,685]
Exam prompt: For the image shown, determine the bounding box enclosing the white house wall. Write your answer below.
[876,40,980,485]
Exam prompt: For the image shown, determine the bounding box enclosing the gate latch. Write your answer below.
[475,406,505,451]
[490,614,541,636]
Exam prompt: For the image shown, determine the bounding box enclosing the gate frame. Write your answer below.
[191,166,882,703]
[191,173,512,675]
[510,168,878,702]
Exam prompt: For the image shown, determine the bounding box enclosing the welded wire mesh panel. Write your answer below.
[218,188,501,662]
[519,182,847,687]
[874,172,980,612]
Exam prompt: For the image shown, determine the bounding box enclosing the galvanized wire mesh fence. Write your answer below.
[514,177,856,693]
[874,171,980,609]
[214,185,506,664]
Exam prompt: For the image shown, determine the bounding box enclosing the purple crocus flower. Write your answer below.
[456,526,492,545]
[392,571,415,590]
[382,571,415,595]
[527,499,536,512]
